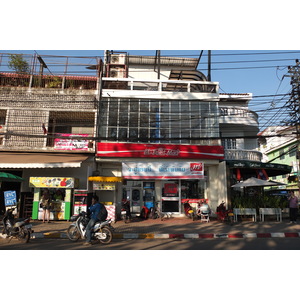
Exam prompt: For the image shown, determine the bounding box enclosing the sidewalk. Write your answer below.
[3,216,300,240]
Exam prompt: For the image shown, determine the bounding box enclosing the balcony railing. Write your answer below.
[102,77,219,94]
[219,106,258,122]
[0,72,98,90]
[224,149,262,162]
[0,72,219,95]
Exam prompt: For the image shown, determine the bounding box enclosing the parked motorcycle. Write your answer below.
[1,207,33,243]
[183,201,196,221]
[216,201,234,225]
[67,211,114,244]
[121,199,131,223]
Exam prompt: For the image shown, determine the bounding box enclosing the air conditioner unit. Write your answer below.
[110,54,126,65]
[109,68,126,78]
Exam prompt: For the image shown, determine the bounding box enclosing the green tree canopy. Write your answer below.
[8,54,29,74]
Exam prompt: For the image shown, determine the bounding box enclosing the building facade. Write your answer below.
[0,51,292,220]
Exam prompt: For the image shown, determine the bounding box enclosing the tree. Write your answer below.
[8,54,29,74]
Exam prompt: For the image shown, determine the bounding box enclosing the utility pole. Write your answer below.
[287,59,300,189]
[207,50,211,81]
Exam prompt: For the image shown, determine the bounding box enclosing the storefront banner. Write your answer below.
[29,177,76,188]
[97,142,224,160]
[122,162,204,179]
[54,134,89,151]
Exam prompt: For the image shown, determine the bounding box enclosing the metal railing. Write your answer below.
[224,149,262,161]
[102,77,219,94]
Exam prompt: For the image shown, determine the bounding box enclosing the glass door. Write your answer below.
[124,187,143,215]
[161,180,180,213]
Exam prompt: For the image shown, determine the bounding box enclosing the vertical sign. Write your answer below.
[4,190,17,206]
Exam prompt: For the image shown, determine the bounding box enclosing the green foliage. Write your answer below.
[231,194,285,210]
[47,76,62,88]
[8,54,29,74]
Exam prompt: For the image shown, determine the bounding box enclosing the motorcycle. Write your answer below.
[121,199,131,223]
[67,211,114,244]
[1,207,33,243]
[183,201,196,221]
[216,201,234,225]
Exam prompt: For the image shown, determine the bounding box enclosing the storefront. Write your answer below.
[96,142,226,218]
[29,177,78,220]
[0,152,95,220]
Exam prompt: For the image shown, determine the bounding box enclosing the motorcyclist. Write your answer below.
[83,195,101,246]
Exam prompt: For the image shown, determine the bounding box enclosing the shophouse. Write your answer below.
[93,51,291,217]
[0,54,100,219]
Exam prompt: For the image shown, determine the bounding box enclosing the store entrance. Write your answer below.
[124,187,143,215]
[161,181,180,213]
[123,181,155,216]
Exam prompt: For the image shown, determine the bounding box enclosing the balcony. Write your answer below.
[219,106,258,126]
[102,77,219,100]
[224,149,262,162]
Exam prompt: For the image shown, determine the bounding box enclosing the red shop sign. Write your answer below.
[97,142,224,160]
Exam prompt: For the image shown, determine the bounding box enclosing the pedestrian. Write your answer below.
[288,191,298,223]
[41,188,52,223]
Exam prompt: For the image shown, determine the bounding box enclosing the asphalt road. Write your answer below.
[1,236,300,250]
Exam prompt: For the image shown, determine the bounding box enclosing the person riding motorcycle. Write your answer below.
[84,195,106,246]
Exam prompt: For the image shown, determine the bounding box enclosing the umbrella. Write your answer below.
[0,172,24,182]
[231,177,285,188]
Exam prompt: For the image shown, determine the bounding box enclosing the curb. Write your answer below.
[28,232,300,239]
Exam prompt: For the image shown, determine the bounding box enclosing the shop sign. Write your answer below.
[4,190,17,206]
[29,177,77,188]
[54,134,89,151]
[97,142,224,160]
[93,182,115,190]
[122,162,204,179]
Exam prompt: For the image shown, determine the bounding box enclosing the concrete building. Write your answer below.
[0,51,292,220]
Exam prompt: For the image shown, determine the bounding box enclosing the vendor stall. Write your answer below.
[88,176,123,222]
[29,177,78,221]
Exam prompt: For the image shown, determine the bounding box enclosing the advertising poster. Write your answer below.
[54,134,89,151]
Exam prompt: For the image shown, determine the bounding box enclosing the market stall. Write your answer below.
[88,176,123,222]
[29,177,78,221]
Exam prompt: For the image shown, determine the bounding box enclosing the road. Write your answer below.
[1,236,300,250]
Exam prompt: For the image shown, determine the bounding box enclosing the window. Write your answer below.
[100,98,220,145]
[222,138,237,150]
[279,149,285,160]
[289,146,297,157]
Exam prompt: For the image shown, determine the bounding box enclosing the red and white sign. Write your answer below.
[97,142,224,160]
[122,162,205,179]
[54,134,89,151]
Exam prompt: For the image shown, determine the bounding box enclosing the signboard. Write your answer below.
[93,182,115,190]
[54,134,89,151]
[4,190,17,206]
[122,162,204,179]
[97,142,224,160]
[29,177,77,188]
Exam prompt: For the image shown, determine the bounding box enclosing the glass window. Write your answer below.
[181,180,205,199]
[100,98,220,145]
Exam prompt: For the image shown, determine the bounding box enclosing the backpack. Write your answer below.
[97,203,108,221]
